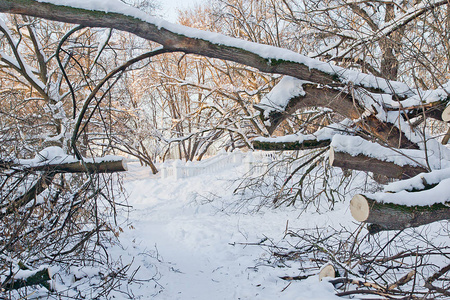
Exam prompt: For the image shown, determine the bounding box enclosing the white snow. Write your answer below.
[13,266,49,280]
[369,177,450,206]
[254,120,351,144]
[106,161,352,299]
[9,153,448,298]
[257,76,307,117]
[331,135,433,168]
[385,167,450,192]
[17,146,124,167]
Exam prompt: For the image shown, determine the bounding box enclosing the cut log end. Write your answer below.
[319,264,336,281]
[350,193,450,233]
[350,194,370,222]
[90,158,128,173]
[121,158,128,171]
[442,105,450,122]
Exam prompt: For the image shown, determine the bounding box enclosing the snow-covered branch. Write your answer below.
[0,0,419,96]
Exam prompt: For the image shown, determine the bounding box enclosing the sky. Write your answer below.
[159,0,202,22]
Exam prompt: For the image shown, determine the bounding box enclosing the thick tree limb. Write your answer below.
[257,84,419,149]
[0,0,414,96]
[0,158,126,219]
[253,138,330,151]
[0,173,55,219]
[27,158,128,173]
[350,194,450,233]
[2,158,129,174]
[2,268,51,291]
[329,147,427,179]
[256,84,364,134]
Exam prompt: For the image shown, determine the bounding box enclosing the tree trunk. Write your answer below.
[253,138,330,151]
[329,147,427,179]
[0,173,55,219]
[2,268,52,291]
[350,194,450,233]
[256,84,364,135]
[27,158,128,173]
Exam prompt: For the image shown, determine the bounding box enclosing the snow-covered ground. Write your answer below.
[113,161,354,299]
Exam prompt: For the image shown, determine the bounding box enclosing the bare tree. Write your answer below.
[0,0,449,297]
[0,12,155,298]
[1,0,449,230]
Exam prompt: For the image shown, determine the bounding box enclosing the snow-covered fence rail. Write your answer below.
[160,150,281,179]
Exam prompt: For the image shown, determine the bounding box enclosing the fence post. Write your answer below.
[160,162,167,178]
[262,155,271,175]
[185,161,192,177]
[173,160,184,179]
[233,149,242,165]
[244,151,254,174]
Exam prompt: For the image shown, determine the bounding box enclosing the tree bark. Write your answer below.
[27,158,128,173]
[356,115,419,149]
[257,85,419,149]
[329,147,427,179]
[0,173,55,219]
[350,194,450,232]
[253,138,331,151]
[256,84,364,135]
[2,268,51,291]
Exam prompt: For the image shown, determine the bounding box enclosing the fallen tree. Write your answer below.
[0,0,447,158]
[21,158,128,174]
[253,135,331,151]
[1,0,444,231]
[0,3,449,298]
[2,158,128,174]
[350,194,450,233]
[1,267,52,292]
[349,170,450,232]
[329,146,428,179]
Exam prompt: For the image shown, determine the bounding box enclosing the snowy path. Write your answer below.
[117,162,346,299]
